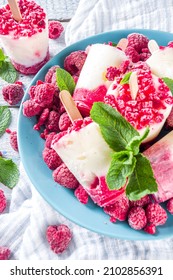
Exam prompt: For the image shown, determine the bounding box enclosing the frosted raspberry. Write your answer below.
[0,247,11,260]
[130,195,151,208]
[58,112,71,131]
[28,85,37,99]
[48,20,64,39]
[44,65,59,83]
[2,84,24,105]
[166,198,173,214]
[105,66,121,81]
[128,207,147,230]
[145,203,167,226]
[23,99,42,117]
[127,33,149,53]
[104,194,129,221]
[0,189,7,213]
[45,132,56,148]
[51,131,67,147]
[166,107,173,127]
[119,60,131,74]
[74,185,89,204]
[125,46,140,63]
[46,110,60,132]
[42,147,62,170]
[46,224,72,254]
[34,108,50,130]
[33,83,56,107]
[140,52,151,61]
[144,224,156,235]
[53,163,78,189]
[64,50,87,76]
[10,131,18,152]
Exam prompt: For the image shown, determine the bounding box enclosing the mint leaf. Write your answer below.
[126,127,150,155]
[162,77,173,95]
[56,68,75,94]
[0,61,18,83]
[106,151,136,190]
[90,102,139,151]
[0,157,19,188]
[120,71,132,85]
[126,153,158,201]
[0,49,5,61]
[0,106,11,137]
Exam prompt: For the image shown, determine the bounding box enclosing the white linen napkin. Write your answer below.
[1,0,173,260]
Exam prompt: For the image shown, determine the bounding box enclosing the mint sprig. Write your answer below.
[0,48,18,83]
[0,156,19,189]
[120,71,132,85]
[162,77,173,95]
[90,102,157,201]
[0,106,11,137]
[56,68,75,94]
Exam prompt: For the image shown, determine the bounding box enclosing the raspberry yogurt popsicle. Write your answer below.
[0,0,49,75]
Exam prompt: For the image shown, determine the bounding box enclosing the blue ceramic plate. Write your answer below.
[18,29,173,240]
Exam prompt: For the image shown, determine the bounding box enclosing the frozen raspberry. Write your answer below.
[127,33,149,53]
[105,66,121,81]
[45,132,56,148]
[144,224,156,234]
[28,85,37,99]
[74,185,89,204]
[58,112,71,131]
[64,50,87,76]
[53,163,78,189]
[104,194,129,221]
[23,99,42,117]
[166,198,173,214]
[166,107,173,127]
[145,203,167,226]
[51,131,67,146]
[2,83,24,105]
[34,108,50,130]
[140,52,151,61]
[42,147,62,170]
[119,60,131,74]
[44,65,59,83]
[33,83,56,107]
[48,20,64,39]
[10,131,18,152]
[46,224,72,254]
[128,206,147,230]
[46,110,60,132]
[0,189,7,213]
[0,246,11,260]
[130,195,151,208]
[125,46,140,63]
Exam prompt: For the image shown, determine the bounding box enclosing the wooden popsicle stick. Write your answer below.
[148,40,159,54]
[8,0,22,22]
[117,38,128,51]
[129,71,138,100]
[59,90,83,123]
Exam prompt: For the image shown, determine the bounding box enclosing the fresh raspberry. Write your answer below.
[33,83,56,107]
[166,198,173,214]
[46,224,72,254]
[2,84,24,105]
[48,20,64,39]
[130,195,151,208]
[74,185,89,204]
[53,163,78,189]
[104,194,129,221]
[23,99,42,117]
[58,112,71,131]
[64,51,87,76]
[0,189,7,213]
[42,147,62,170]
[46,110,60,132]
[145,203,167,226]
[166,107,173,127]
[125,46,140,63]
[45,132,56,148]
[128,206,147,230]
[127,33,149,53]
[34,108,50,130]
[0,247,11,260]
[44,65,59,83]
[144,224,156,235]
[105,66,121,81]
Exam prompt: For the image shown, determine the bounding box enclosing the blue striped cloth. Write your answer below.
[1,0,173,260]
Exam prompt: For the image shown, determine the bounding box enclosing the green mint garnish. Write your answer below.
[162,77,173,95]
[0,48,18,83]
[90,102,157,201]
[56,68,75,94]
[0,156,19,189]
[120,71,132,85]
[0,106,11,137]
